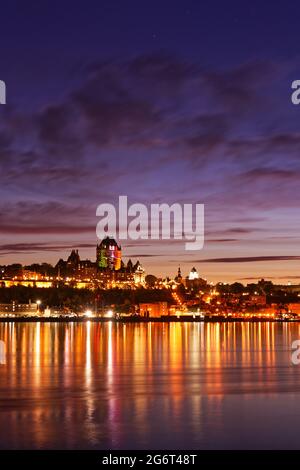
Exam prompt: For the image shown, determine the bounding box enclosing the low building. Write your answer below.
[0,279,53,288]
[0,301,38,316]
[139,302,168,318]
[287,303,300,315]
[247,294,267,306]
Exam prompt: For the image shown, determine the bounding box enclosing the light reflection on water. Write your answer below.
[0,321,300,449]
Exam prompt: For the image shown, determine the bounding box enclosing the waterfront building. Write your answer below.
[139,302,168,318]
[0,301,38,317]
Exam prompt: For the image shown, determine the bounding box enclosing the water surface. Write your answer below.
[0,321,299,449]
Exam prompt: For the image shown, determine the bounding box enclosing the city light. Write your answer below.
[84,310,93,318]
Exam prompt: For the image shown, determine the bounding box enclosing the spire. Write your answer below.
[175,265,182,282]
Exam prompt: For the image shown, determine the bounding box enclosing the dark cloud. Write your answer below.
[33,55,279,158]
[202,256,300,263]
[0,242,95,256]
[239,276,300,281]
[206,227,255,236]
[0,225,95,235]
[203,60,277,112]
[128,53,197,85]
[0,201,95,235]
[206,238,238,243]
[240,167,300,181]
[123,254,162,258]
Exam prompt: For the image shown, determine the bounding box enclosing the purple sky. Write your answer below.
[0,1,300,282]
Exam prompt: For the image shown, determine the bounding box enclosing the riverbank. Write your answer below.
[0,316,297,323]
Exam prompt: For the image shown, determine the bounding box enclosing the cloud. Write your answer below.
[239,276,300,281]
[206,238,238,243]
[33,55,280,159]
[0,52,299,272]
[201,256,300,263]
[123,253,162,258]
[0,242,95,256]
[0,201,96,235]
[203,60,277,113]
[0,225,95,235]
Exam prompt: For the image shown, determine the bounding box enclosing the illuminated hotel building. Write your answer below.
[96,237,122,271]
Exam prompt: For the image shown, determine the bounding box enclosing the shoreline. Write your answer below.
[0,316,297,323]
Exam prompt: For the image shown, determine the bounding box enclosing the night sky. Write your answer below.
[1,0,300,282]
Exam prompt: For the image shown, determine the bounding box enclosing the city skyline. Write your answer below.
[1,2,300,457]
[0,235,299,287]
[1,1,300,282]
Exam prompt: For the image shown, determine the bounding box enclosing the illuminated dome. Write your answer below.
[188,267,199,280]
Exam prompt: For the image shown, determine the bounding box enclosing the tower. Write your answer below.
[175,266,182,283]
[96,237,122,270]
[133,261,145,285]
[189,267,199,280]
[66,249,80,275]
